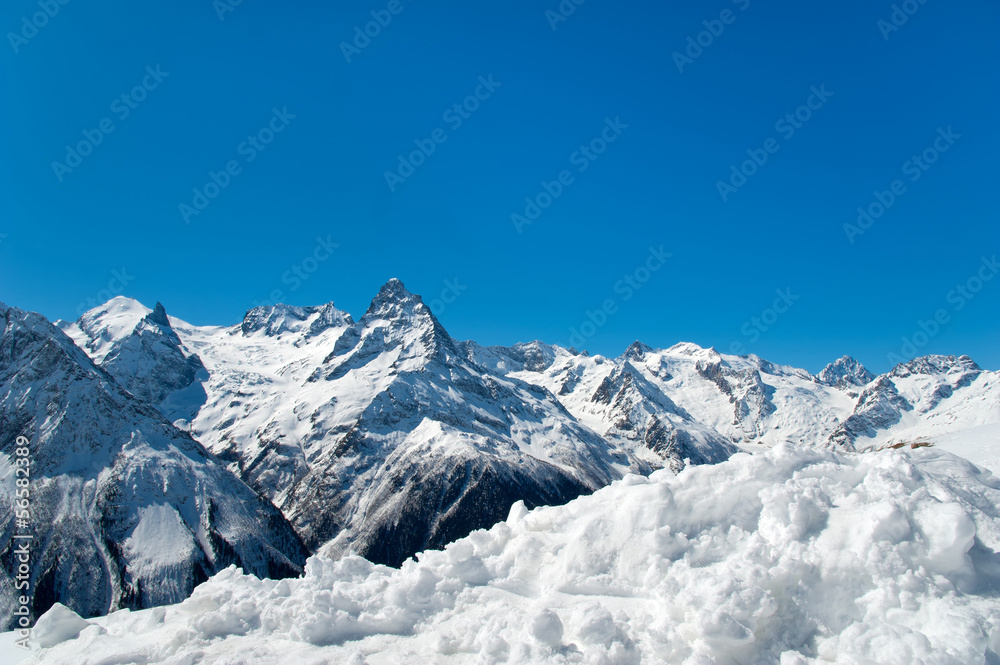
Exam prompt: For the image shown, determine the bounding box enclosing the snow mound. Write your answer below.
[28,445,1000,665]
[30,604,95,649]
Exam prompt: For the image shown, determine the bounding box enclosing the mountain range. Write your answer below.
[1,278,997,628]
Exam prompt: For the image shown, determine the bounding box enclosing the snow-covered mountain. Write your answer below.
[816,354,876,391]
[23,443,1000,665]
[59,283,1000,572]
[470,340,998,462]
[458,341,738,470]
[0,301,308,630]
[830,354,1000,453]
[7,279,996,646]
[63,282,645,567]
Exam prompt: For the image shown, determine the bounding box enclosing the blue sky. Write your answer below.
[1,0,997,374]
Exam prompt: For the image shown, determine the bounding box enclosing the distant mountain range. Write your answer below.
[2,279,997,627]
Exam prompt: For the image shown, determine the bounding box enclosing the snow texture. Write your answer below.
[23,444,1000,665]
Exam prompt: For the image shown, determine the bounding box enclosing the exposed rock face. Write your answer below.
[829,377,913,450]
[0,302,308,630]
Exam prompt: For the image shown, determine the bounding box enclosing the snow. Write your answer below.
[932,422,1000,475]
[503,342,858,455]
[0,632,32,664]
[29,604,94,649]
[123,504,199,571]
[21,443,1000,664]
[60,296,151,364]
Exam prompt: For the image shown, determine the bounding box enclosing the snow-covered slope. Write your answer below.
[0,301,308,630]
[66,282,642,567]
[24,443,1000,665]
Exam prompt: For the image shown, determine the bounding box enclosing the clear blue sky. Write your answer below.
[2,0,997,374]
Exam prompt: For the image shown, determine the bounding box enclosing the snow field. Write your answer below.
[25,443,1000,665]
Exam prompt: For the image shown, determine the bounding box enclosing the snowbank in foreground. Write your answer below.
[26,445,1000,665]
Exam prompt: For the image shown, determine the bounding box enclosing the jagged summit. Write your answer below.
[332,278,459,368]
[623,340,653,360]
[146,301,170,327]
[890,354,982,379]
[362,278,434,322]
[240,302,352,338]
[818,355,875,389]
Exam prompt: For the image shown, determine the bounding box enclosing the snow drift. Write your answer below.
[26,444,1000,664]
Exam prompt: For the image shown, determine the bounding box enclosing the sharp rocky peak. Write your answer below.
[818,355,875,389]
[362,278,430,322]
[145,301,171,328]
[322,279,459,369]
[361,278,455,347]
[623,340,654,361]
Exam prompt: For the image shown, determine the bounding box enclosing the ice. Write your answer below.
[24,444,1000,664]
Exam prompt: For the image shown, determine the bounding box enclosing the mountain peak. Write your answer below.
[889,354,981,379]
[379,277,409,297]
[666,341,704,355]
[361,278,434,325]
[240,303,351,338]
[623,340,653,361]
[146,301,170,327]
[366,278,420,311]
[818,355,874,389]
